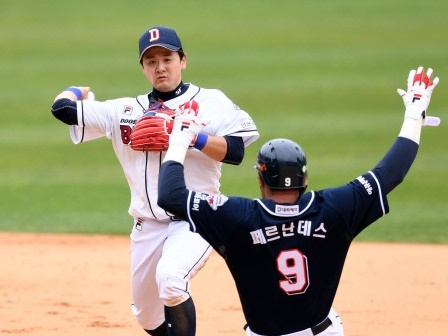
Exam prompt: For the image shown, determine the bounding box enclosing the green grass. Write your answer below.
[1,0,448,243]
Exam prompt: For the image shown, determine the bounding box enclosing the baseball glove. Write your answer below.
[130,102,176,152]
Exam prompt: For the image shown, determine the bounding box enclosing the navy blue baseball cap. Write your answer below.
[138,26,183,62]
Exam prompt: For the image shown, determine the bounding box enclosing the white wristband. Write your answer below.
[163,145,188,165]
[399,118,422,144]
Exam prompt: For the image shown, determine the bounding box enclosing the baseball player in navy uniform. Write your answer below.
[51,26,259,335]
[157,66,440,335]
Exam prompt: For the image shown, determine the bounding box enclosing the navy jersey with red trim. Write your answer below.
[185,170,388,335]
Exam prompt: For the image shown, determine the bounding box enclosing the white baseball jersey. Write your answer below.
[70,83,259,221]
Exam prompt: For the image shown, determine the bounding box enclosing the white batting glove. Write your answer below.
[170,99,205,149]
[397,66,440,126]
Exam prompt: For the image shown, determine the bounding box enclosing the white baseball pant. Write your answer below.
[130,218,212,330]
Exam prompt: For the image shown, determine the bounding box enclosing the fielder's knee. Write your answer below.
[156,268,191,307]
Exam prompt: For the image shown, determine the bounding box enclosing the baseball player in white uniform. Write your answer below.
[51,26,259,336]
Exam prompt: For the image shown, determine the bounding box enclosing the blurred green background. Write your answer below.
[1,0,447,242]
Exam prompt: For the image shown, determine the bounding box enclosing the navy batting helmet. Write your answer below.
[255,138,308,190]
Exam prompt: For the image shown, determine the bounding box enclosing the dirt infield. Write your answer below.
[0,233,447,336]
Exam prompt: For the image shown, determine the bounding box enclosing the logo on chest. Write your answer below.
[123,105,133,115]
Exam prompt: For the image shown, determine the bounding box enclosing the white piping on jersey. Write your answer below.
[230,129,261,141]
[255,191,316,217]
[367,170,386,216]
[79,101,86,143]
[143,151,159,219]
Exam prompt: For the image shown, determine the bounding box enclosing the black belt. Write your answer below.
[311,316,332,335]
[243,316,332,335]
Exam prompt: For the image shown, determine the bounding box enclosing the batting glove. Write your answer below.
[169,99,205,149]
[397,66,440,126]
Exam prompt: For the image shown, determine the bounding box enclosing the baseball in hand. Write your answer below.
[87,91,95,101]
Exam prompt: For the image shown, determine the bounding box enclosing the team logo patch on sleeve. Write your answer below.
[206,194,228,211]
[240,117,255,129]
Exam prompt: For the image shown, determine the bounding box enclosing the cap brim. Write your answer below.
[139,44,181,61]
